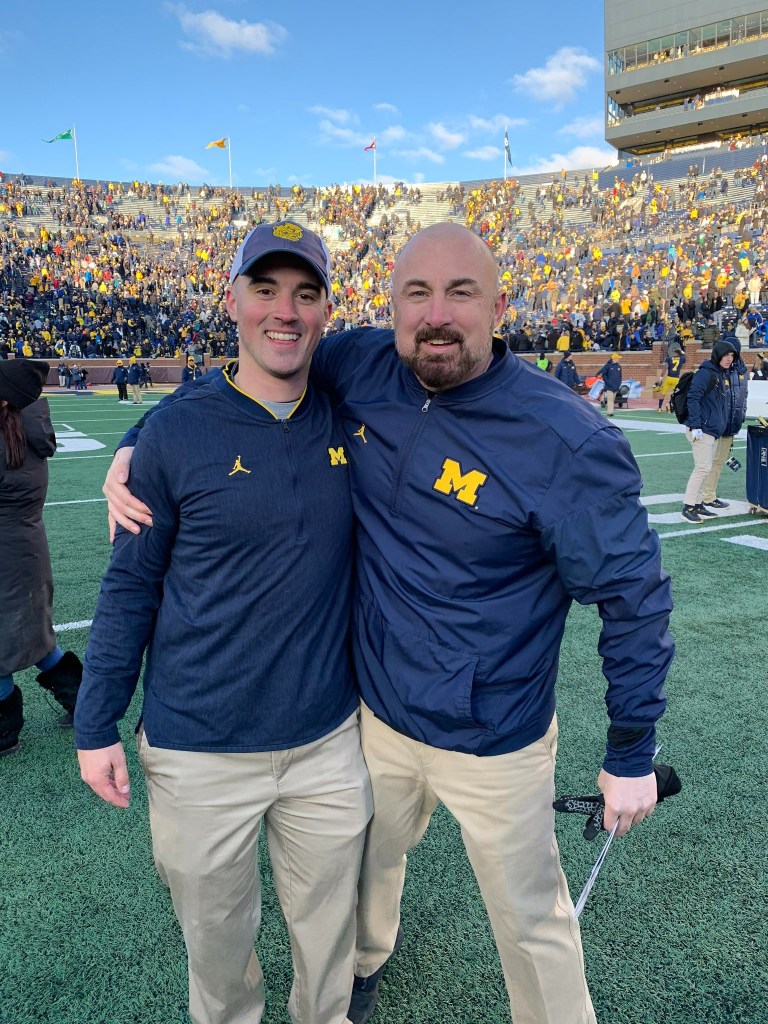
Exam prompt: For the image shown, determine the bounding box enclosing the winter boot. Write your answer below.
[0,686,24,756]
[36,651,83,727]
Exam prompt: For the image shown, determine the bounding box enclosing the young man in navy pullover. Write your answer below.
[76,224,372,1024]
[104,224,674,1024]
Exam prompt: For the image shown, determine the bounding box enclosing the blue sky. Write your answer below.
[0,2,617,187]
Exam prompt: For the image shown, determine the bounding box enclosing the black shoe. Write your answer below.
[348,928,404,1024]
[682,505,702,523]
[36,651,82,716]
[703,498,729,509]
[695,503,718,518]
[0,685,24,756]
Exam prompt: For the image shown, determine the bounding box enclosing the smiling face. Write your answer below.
[225,254,332,401]
[391,224,507,392]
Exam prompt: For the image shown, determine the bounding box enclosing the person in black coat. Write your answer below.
[0,360,83,755]
[111,360,129,402]
[681,339,739,522]
[554,353,582,390]
[597,353,622,416]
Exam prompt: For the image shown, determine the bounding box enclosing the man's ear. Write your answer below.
[493,290,508,328]
[224,283,237,323]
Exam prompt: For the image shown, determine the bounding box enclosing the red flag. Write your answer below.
[364,139,376,151]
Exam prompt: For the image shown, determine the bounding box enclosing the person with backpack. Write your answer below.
[681,339,739,523]
[698,336,749,512]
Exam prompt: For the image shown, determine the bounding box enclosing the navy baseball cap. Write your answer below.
[229,221,332,295]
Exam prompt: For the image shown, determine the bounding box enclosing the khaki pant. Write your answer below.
[683,430,717,505]
[139,713,372,1024]
[130,382,143,404]
[355,705,596,1024]
[603,389,615,414]
[701,435,733,503]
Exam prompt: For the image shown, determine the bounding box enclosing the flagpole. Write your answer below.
[228,136,233,189]
[373,137,377,188]
[504,124,507,182]
[72,124,80,182]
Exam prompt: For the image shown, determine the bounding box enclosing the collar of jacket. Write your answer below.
[402,338,515,405]
[209,361,313,423]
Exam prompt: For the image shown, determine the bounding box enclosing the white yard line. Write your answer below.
[635,444,746,460]
[45,498,106,507]
[50,454,113,462]
[660,518,768,540]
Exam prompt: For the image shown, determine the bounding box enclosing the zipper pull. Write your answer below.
[422,395,432,413]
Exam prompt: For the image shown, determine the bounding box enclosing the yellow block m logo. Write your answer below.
[433,458,488,507]
[328,447,347,466]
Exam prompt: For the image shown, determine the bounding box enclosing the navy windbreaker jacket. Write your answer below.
[313,331,672,775]
[77,372,357,752]
[597,359,622,391]
[684,361,736,437]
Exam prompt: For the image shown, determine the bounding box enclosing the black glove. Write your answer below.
[553,763,682,840]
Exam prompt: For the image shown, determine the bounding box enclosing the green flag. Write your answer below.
[43,129,74,143]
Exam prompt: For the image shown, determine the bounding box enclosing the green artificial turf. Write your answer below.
[2,398,766,1022]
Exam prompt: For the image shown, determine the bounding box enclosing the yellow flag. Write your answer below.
[206,137,227,149]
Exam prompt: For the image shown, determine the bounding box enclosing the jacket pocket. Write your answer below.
[356,599,491,735]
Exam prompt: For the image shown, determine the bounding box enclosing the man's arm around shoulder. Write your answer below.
[104,367,225,538]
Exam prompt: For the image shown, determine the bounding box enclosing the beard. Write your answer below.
[396,325,491,391]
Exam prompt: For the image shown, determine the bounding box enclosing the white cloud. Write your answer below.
[559,115,604,138]
[318,120,371,147]
[467,114,527,133]
[236,103,250,114]
[511,144,616,176]
[0,150,9,164]
[428,122,465,149]
[380,125,407,143]
[464,146,502,161]
[393,147,445,164]
[310,106,356,124]
[511,48,600,107]
[171,4,287,57]
[374,102,401,116]
[149,155,211,182]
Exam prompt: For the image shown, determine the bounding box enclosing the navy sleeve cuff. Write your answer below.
[602,724,657,777]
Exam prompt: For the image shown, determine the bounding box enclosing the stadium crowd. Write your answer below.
[1,145,767,363]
